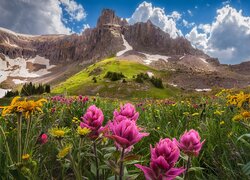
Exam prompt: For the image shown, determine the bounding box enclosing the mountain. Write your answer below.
[0,9,249,98]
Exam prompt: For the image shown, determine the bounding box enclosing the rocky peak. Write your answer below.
[97,9,127,28]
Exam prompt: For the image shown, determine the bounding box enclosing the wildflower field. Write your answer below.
[0,90,250,180]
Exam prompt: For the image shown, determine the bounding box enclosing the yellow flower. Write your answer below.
[72,117,80,124]
[157,126,160,130]
[77,126,91,136]
[0,96,47,118]
[220,121,225,125]
[57,145,72,159]
[183,112,189,116]
[232,114,243,121]
[214,110,224,116]
[22,154,30,160]
[49,127,69,138]
[192,112,199,116]
[227,131,233,138]
[241,111,250,118]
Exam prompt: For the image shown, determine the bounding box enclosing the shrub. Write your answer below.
[104,71,125,81]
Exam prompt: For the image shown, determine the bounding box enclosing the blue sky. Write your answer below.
[69,0,247,34]
[1,0,250,64]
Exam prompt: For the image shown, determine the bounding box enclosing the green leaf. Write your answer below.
[188,167,205,172]
[242,161,250,176]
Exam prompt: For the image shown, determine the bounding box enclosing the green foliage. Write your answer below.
[134,73,164,88]
[21,82,50,96]
[4,90,19,98]
[104,71,125,81]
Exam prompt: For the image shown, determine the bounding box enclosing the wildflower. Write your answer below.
[135,138,185,180]
[214,110,224,116]
[113,103,139,122]
[192,112,199,116]
[77,126,91,136]
[183,112,189,116]
[174,129,205,156]
[220,121,225,125]
[0,96,47,118]
[38,133,48,144]
[57,144,72,159]
[72,117,80,124]
[49,127,69,139]
[80,105,104,138]
[108,118,149,150]
[241,111,250,118]
[232,114,243,121]
[22,154,30,161]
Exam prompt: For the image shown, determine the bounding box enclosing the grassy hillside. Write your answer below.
[52,58,180,99]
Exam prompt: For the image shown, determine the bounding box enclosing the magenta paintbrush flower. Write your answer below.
[113,103,139,122]
[108,118,149,150]
[135,138,185,180]
[38,133,48,144]
[80,105,104,138]
[174,129,205,156]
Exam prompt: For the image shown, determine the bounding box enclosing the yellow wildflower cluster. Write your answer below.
[49,127,70,138]
[22,154,30,161]
[57,144,72,159]
[77,126,91,136]
[227,91,250,108]
[72,117,80,124]
[0,96,47,118]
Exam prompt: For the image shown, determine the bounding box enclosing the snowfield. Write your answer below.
[116,35,133,56]
[0,55,55,84]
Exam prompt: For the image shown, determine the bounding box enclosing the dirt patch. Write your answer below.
[89,67,102,76]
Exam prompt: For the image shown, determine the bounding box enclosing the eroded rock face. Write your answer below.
[0,9,206,66]
[122,20,205,56]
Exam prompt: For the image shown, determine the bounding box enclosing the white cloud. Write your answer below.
[0,0,86,35]
[128,1,182,38]
[60,0,86,21]
[182,19,195,28]
[186,5,250,64]
[170,11,181,21]
[187,10,193,16]
[82,24,90,32]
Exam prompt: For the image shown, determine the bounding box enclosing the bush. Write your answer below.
[134,73,164,88]
[104,71,125,81]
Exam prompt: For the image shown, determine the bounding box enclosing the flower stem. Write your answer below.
[119,148,125,180]
[93,141,100,180]
[0,125,13,164]
[23,115,32,154]
[184,156,191,180]
[17,113,22,162]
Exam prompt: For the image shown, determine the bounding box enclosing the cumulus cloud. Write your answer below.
[0,0,86,35]
[128,1,182,38]
[182,19,195,28]
[60,0,86,21]
[186,5,250,64]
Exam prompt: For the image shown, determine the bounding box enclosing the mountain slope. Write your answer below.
[52,58,179,99]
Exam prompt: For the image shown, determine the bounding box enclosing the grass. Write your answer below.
[52,58,178,99]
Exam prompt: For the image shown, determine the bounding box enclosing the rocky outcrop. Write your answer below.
[122,20,204,56]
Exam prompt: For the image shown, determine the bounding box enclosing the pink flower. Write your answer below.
[174,129,205,156]
[135,138,185,180]
[38,133,48,144]
[108,118,149,150]
[114,103,139,122]
[80,105,104,138]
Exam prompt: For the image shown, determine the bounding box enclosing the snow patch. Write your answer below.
[169,83,178,87]
[141,53,170,65]
[12,79,27,84]
[179,56,185,60]
[199,57,208,64]
[195,88,211,92]
[0,88,11,98]
[147,71,154,78]
[116,35,133,56]
[27,55,56,69]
